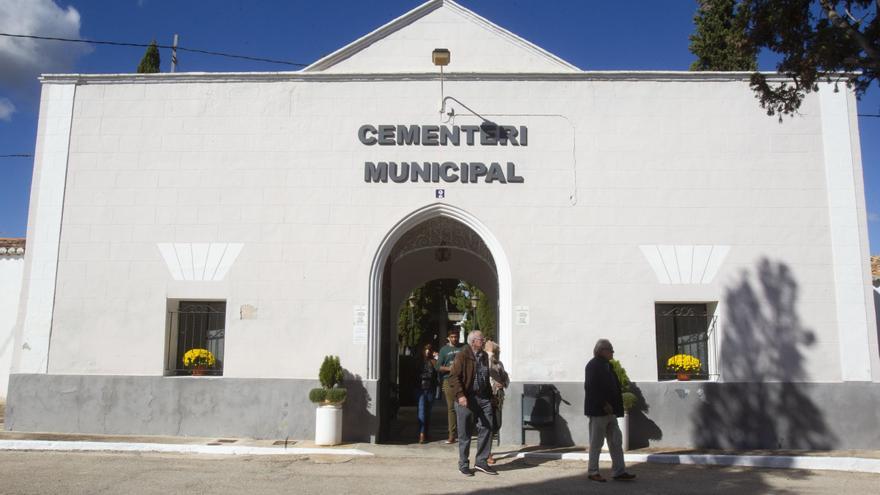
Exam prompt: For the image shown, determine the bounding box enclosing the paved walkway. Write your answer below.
[2,428,880,474]
[2,449,879,495]
[2,400,879,474]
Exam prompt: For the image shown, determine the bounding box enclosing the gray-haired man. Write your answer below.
[448,330,497,476]
[584,339,635,482]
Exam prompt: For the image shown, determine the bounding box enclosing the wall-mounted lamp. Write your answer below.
[434,48,450,115]
[434,240,452,263]
[432,48,450,66]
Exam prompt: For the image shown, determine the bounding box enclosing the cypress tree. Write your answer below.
[689,0,756,71]
[137,40,161,73]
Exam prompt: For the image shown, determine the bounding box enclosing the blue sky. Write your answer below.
[1,0,878,252]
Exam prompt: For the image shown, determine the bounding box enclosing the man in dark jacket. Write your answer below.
[448,330,497,477]
[584,339,635,482]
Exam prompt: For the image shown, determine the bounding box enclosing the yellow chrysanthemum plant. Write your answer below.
[183,348,216,370]
[666,354,701,375]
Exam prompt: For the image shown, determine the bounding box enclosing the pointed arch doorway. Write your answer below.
[368,205,511,443]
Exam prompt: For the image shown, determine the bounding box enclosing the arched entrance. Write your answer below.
[368,204,511,443]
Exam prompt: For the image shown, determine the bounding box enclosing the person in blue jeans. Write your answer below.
[416,343,438,443]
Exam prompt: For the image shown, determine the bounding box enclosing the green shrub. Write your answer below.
[610,359,631,392]
[310,357,347,404]
[319,355,344,389]
[325,388,347,404]
[309,388,327,403]
[611,359,639,411]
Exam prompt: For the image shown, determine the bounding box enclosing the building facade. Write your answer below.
[0,238,25,400]
[7,0,880,449]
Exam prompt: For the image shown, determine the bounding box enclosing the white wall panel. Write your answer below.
[820,86,872,382]
[23,74,870,384]
[13,83,75,374]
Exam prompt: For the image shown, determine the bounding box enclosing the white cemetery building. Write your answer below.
[6,0,880,449]
[0,238,25,400]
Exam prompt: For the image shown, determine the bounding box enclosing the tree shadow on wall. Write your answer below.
[342,370,376,443]
[627,383,663,449]
[692,259,836,451]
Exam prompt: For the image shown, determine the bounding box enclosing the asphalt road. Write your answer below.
[1,450,877,495]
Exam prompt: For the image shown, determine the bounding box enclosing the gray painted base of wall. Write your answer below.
[501,381,880,450]
[8,374,880,449]
[6,374,377,442]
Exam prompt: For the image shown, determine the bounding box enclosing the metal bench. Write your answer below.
[521,383,559,444]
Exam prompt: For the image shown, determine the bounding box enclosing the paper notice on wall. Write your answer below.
[353,305,368,344]
[514,306,530,326]
[353,325,367,345]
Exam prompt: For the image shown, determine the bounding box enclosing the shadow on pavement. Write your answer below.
[458,461,808,495]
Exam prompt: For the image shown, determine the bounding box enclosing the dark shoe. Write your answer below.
[419,433,426,444]
[587,474,607,483]
[459,466,474,477]
[474,463,498,475]
[444,437,456,444]
[613,472,636,481]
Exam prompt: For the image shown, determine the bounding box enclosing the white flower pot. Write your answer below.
[315,404,343,446]
[618,412,629,451]
[600,412,629,452]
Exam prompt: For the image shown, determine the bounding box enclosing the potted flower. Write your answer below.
[611,359,637,451]
[308,355,347,445]
[666,354,701,381]
[183,348,216,376]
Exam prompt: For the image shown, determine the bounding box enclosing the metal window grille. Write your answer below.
[166,301,226,376]
[655,303,717,380]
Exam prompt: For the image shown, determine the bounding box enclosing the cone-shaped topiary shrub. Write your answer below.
[310,355,346,405]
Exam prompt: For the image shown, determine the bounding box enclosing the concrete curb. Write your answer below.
[511,451,880,474]
[0,440,373,457]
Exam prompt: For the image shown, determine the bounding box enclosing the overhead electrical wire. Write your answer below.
[0,32,308,67]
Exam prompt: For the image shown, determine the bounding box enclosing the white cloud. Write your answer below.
[0,0,92,93]
[0,97,15,121]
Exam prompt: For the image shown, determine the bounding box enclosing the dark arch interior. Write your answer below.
[377,216,498,443]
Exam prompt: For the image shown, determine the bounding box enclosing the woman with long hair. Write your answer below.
[484,340,509,464]
[415,343,438,443]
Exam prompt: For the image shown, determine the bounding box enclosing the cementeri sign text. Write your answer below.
[359,124,527,184]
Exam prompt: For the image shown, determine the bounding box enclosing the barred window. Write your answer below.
[165,301,226,376]
[655,303,715,380]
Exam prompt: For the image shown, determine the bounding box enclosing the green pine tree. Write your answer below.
[689,0,756,71]
[137,40,161,73]
[451,282,496,341]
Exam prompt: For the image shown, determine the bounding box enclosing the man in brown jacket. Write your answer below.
[448,330,497,476]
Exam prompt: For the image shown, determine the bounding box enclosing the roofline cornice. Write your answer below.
[39,71,796,85]
[303,0,444,72]
[301,0,578,73]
